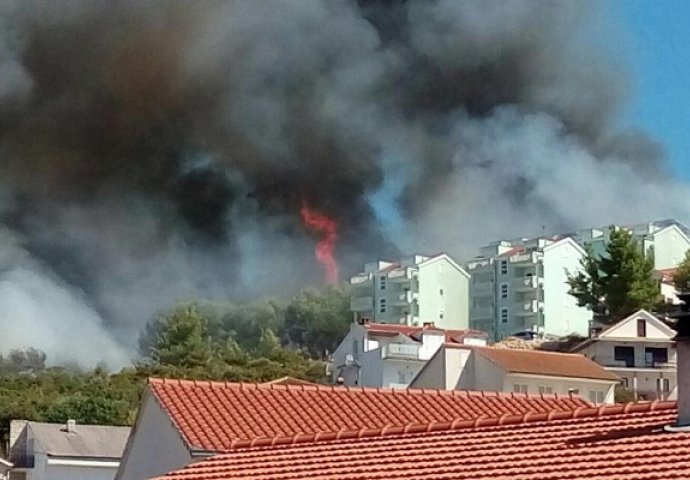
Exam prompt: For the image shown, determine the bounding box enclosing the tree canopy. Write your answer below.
[673,250,690,292]
[567,227,661,323]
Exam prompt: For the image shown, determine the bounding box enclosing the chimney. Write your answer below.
[668,291,690,430]
[66,419,77,433]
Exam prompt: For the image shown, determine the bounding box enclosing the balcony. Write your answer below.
[471,281,494,297]
[510,252,541,265]
[350,273,373,287]
[393,290,418,306]
[388,268,414,282]
[514,300,543,317]
[381,343,420,360]
[471,306,494,320]
[398,314,419,325]
[350,296,373,312]
[512,275,542,292]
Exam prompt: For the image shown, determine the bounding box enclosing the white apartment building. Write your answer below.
[467,237,589,341]
[331,322,487,388]
[350,254,470,330]
[574,219,690,270]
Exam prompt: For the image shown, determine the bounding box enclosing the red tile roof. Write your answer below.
[364,322,487,343]
[147,378,588,452]
[154,401,689,480]
[471,345,620,381]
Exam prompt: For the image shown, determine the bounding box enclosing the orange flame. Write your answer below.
[300,201,339,283]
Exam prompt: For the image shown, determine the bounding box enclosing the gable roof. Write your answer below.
[147,378,589,453]
[471,346,619,381]
[23,422,130,459]
[598,309,676,339]
[154,401,687,480]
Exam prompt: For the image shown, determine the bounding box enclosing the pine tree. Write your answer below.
[567,227,661,323]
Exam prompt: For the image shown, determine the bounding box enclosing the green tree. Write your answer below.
[568,227,661,323]
[148,305,213,368]
[283,285,351,358]
[673,250,690,292]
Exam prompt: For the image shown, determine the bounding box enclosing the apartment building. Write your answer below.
[349,254,470,330]
[574,219,690,270]
[467,236,589,341]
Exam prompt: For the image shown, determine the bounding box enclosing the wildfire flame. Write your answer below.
[300,200,339,283]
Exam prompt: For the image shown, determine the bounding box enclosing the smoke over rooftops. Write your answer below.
[0,0,686,366]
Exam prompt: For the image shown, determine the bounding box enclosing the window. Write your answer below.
[500,260,508,275]
[513,384,528,393]
[500,283,508,299]
[352,339,359,355]
[380,276,387,290]
[439,310,444,320]
[621,377,629,389]
[379,298,386,313]
[614,346,635,367]
[439,288,444,296]
[538,385,552,394]
[500,308,508,323]
[637,318,646,337]
[646,347,669,366]
[588,390,605,404]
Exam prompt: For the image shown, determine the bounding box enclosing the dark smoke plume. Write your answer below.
[0,0,687,366]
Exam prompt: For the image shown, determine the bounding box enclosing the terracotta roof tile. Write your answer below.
[147,378,589,452]
[470,346,620,381]
[154,401,689,480]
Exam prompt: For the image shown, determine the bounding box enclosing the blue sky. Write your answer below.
[619,0,690,179]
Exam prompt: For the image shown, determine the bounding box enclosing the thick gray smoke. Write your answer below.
[0,0,687,367]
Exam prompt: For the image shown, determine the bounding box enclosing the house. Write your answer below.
[572,309,677,400]
[349,253,470,330]
[410,345,619,404]
[574,219,690,271]
[330,321,487,388]
[467,236,589,341]
[657,268,682,305]
[150,401,689,480]
[7,420,130,480]
[117,378,589,480]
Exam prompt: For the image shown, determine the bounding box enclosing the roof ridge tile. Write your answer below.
[215,401,678,451]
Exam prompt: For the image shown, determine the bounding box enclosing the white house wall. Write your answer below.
[471,354,506,392]
[42,464,119,480]
[503,373,615,404]
[542,241,590,337]
[408,350,447,389]
[652,226,690,270]
[116,392,193,480]
[601,312,674,340]
[417,257,469,330]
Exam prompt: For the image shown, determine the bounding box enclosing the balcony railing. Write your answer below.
[381,343,420,360]
[514,300,543,317]
[512,275,542,292]
[350,273,373,286]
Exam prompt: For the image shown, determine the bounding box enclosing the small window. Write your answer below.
[379,298,386,313]
[500,260,508,275]
[621,377,629,389]
[439,288,444,296]
[637,318,646,337]
[513,384,528,394]
[500,308,508,323]
[500,283,508,299]
[380,276,387,290]
[439,310,444,320]
[538,385,553,394]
